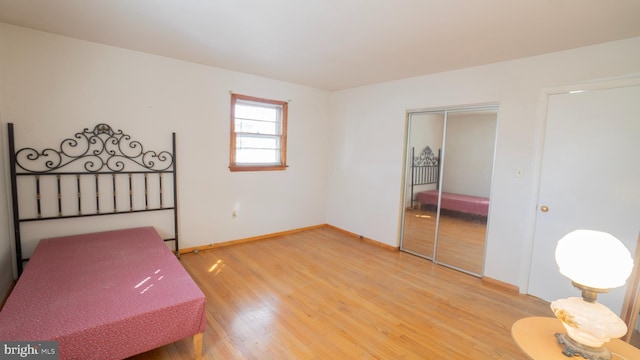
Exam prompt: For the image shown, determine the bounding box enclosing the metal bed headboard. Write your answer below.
[7,123,179,276]
[410,146,440,208]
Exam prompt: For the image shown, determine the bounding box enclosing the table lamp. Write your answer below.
[551,229,634,360]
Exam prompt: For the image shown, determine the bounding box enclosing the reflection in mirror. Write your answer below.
[400,113,444,259]
[400,107,497,276]
[627,298,640,348]
[622,234,640,348]
[434,111,496,274]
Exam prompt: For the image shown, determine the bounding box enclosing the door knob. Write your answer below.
[540,205,549,212]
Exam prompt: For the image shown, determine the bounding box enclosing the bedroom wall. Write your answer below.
[0,23,330,286]
[326,36,640,291]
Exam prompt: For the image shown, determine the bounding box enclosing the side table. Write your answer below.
[511,317,640,360]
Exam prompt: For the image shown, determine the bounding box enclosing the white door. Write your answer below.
[528,85,640,315]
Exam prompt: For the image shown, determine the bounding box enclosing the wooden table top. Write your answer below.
[511,317,640,360]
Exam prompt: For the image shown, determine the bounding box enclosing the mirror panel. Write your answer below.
[400,112,444,259]
[433,111,496,274]
[622,234,640,347]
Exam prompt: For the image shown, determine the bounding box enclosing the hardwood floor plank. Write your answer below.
[129,227,552,359]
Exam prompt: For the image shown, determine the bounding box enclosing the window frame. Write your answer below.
[229,93,288,172]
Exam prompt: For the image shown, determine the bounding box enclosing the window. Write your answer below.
[230,93,288,171]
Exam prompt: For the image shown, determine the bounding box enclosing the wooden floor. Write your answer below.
[130,227,553,359]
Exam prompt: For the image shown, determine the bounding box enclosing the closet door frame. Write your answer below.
[400,103,499,277]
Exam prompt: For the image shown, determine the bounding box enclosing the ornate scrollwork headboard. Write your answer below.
[14,123,174,173]
[8,123,179,275]
[413,146,439,167]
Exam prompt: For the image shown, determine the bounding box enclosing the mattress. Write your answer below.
[417,190,489,217]
[0,226,205,359]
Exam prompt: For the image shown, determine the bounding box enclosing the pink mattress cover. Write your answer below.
[417,190,489,216]
[0,226,205,359]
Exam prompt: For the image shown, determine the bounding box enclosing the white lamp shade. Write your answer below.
[555,230,634,289]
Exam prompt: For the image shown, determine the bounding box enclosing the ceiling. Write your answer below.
[1,0,639,91]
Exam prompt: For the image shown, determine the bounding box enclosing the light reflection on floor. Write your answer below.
[208,259,225,275]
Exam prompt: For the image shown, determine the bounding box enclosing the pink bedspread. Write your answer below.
[0,227,205,359]
[417,190,489,216]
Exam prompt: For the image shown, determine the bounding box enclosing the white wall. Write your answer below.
[0,23,330,294]
[326,36,640,290]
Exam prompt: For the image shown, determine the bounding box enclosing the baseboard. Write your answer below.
[481,276,519,293]
[179,224,326,254]
[324,224,399,251]
[179,223,399,254]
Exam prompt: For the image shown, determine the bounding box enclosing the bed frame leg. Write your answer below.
[193,332,204,360]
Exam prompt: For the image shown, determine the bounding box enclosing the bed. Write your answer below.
[0,123,205,359]
[416,190,489,217]
[410,145,489,218]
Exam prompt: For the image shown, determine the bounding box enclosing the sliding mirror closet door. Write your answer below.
[400,107,497,276]
[434,110,497,275]
[401,112,445,259]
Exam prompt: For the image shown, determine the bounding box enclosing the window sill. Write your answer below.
[229,164,287,172]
